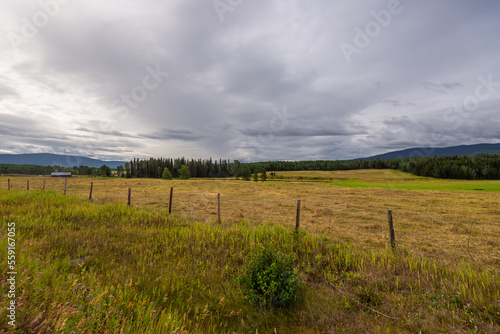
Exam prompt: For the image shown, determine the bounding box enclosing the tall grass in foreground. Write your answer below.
[0,190,499,333]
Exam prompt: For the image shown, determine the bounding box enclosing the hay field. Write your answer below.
[2,170,499,270]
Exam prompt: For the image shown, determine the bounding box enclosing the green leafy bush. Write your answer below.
[162,167,173,180]
[237,243,301,308]
[179,165,190,180]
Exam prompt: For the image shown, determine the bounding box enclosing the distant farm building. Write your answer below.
[51,172,72,177]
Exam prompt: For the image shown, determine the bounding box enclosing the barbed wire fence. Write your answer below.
[1,176,498,267]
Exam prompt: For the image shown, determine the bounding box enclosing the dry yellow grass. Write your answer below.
[272,169,423,180]
[2,172,500,333]
[2,171,499,271]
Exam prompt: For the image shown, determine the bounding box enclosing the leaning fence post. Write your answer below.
[218,193,221,224]
[168,187,173,214]
[89,182,93,200]
[128,188,131,206]
[295,200,301,231]
[388,210,396,249]
[64,179,67,195]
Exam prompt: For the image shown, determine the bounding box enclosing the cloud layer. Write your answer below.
[1,0,499,162]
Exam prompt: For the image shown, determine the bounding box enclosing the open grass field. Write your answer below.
[273,169,500,192]
[1,170,499,270]
[1,170,500,332]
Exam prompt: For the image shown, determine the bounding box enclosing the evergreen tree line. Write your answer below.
[240,154,500,180]
[0,164,60,175]
[396,154,500,179]
[3,154,499,180]
[125,157,232,178]
[0,164,100,176]
[0,164,121,177]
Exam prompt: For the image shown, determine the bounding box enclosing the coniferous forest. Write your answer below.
[239,154,500,180]
[2,155,498,180]
[0,164,60,175]
[124,154,500,180]
[124,157,232,178]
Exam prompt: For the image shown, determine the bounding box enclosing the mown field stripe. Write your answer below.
[328,179,500,191]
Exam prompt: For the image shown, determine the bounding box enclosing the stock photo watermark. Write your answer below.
[443,74,499,129]
[6,221,17,327]
[238,107,295,160]
[213,0,244,22]
[102,64,170,133]
[56,64,170,168]
[408,74,499,158]
[7,0,72,51]
[339,0,413,63]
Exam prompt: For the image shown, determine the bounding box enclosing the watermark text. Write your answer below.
[6,221,17,327]
[7,0,72,50]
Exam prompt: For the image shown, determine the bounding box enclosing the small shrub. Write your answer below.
[179,165,190,180]
[237,243,301,308]
[162,168,173,180]
[355,286,381,306]
[253,173,259,182]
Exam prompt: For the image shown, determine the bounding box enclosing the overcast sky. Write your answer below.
[1,0,500,162]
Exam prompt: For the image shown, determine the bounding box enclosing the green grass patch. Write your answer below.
[270,169,500,191]
[329,179,500,191]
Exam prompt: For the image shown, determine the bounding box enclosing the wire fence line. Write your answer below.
[1,176,397,232]
[3,179,308,235]
[2,176,499,267]
[3,177,298,216]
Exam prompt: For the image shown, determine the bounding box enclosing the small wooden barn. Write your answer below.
[51,172,72,177]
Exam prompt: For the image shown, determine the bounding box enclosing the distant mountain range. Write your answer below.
[0,153,126,169]
[1,144,499,168]
[360,143,500,160]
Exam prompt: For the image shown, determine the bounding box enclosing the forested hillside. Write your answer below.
[361,143,500,160]
[241,154,500,180]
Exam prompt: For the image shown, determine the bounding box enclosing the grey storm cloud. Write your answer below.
[421,82,463,94]
[0,84,18,100]
[139,128,205,141]
[1,0,500,161]
[384,100,416,107]
[238,117,367,138]
[75,127,137,139]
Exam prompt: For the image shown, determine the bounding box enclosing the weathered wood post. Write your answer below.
[128,188,131,206]
[218,193,221,224]
[27,180,29,191]
[295,200,301,231]
[388,210,396,249]
[64,179,67,195]
[168,187,173,214]
[89,182,93,200]
[42,180,46,191]
[8,179,10,190]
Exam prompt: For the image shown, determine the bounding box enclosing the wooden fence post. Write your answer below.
[8,179,10,190]
[168,187,173,214]
[388,210,396,249]
[295,200,301,231]
[64,179,67,195]
[218,193,221,224]
[42,180,46,191]
[89,182,93,200]
[128,188,131,206]
[27,180,29,191]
